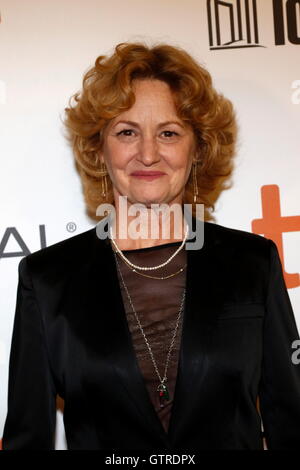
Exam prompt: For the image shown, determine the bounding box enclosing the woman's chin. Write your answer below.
[128,192,167,207]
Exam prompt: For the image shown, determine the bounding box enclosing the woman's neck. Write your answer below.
[108,210,188,251]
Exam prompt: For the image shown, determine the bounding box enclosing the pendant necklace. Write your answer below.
[113,251,186,407]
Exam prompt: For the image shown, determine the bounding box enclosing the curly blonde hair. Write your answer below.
[63,42,237,222]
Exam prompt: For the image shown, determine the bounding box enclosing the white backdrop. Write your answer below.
[0,0,299,450]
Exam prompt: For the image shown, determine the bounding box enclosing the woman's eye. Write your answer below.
[116,129,135,137]
[115,129,179,139]
[161,131,178,138]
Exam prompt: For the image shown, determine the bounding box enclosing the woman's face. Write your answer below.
[100,79,197,209]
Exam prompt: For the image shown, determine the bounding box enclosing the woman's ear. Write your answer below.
[96,152,105,166]
[193,150,202,164]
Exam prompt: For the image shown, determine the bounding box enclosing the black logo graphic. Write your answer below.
[207,0,263,50]
[273,0,300,45]
[207,0,300,50]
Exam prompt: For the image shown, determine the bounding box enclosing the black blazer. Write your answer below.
[2,217,300,450]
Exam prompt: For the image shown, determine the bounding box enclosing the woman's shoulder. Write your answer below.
[19,220,273,277]
[204,220,269,245]
[18,225,100,278]
[203,220,272,261]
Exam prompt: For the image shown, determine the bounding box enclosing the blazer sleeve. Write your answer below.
[2,256,57,450]
[259,239,300,450]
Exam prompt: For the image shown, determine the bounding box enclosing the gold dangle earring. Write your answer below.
[99,157,108,200]
[192,160,199,203]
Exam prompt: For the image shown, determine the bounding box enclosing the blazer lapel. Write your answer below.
[167,221,225,445]
[86,215,223,447]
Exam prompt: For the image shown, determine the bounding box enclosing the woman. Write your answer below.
[2,42,300,451]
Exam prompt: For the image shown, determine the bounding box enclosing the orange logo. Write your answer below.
[252,185,300,289]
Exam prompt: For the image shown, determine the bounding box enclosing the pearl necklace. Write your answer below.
[109,222,189,271]
[114,248,188,280]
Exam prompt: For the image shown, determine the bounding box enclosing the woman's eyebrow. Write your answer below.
[113,120,185,128]
[113,120,139,128]
[158,121,185,129]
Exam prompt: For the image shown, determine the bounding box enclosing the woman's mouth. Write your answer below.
[130,171,166,181]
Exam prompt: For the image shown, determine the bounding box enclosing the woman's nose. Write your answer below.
[136,136,160,165]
